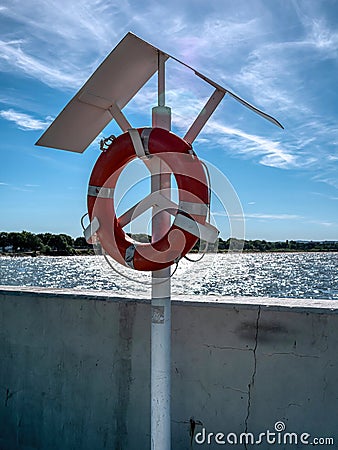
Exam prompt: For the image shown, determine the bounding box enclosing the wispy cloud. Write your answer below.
[214,211,303,220]
[293,1,338,58]
[168,17,264,66]
[312,174,338,190]
[230,10,338,116]
[245,213,303,220]
[311,192,338,201]
[0,0,118,52]
[204,120,298,169]
[215,211,336,227]
[0,109,52,131]
[0,182,33,192]
[11,186,33,192]
[0,0,128,90]
[308,20,338,56]
[0,40,84,90]
[217,212,337,229]
[307,218,336,227]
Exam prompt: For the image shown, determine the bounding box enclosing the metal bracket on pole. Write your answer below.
[184,88,225,144]
[128,128,150,159]
[108,103,132,132]
[78,90,132,133]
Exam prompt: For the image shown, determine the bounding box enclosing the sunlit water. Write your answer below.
[0,253,337,300]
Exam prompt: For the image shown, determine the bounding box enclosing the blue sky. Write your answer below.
[0,0,338,241]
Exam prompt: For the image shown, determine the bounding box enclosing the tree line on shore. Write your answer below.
[0,231,91,255]
[0,231,337,255]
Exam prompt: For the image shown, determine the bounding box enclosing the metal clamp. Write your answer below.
[88,185,115,199]
[99,135,115,151]
[128,128,152,159]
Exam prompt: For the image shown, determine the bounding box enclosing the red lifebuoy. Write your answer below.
[87,127,209,271]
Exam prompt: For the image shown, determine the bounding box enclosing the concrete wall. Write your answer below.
[0,286,337,449]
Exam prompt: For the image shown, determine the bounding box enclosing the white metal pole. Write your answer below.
[151,51,172,450]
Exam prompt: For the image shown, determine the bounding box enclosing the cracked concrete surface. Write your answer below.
[244,306,261,441]
[1,288,338,449]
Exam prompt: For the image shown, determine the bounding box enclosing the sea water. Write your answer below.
[1,253,337,300]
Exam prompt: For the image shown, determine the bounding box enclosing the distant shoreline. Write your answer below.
[1,231,338,256]
[1,249,338,258]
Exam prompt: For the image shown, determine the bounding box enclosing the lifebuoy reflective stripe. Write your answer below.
[87,127,211,271]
